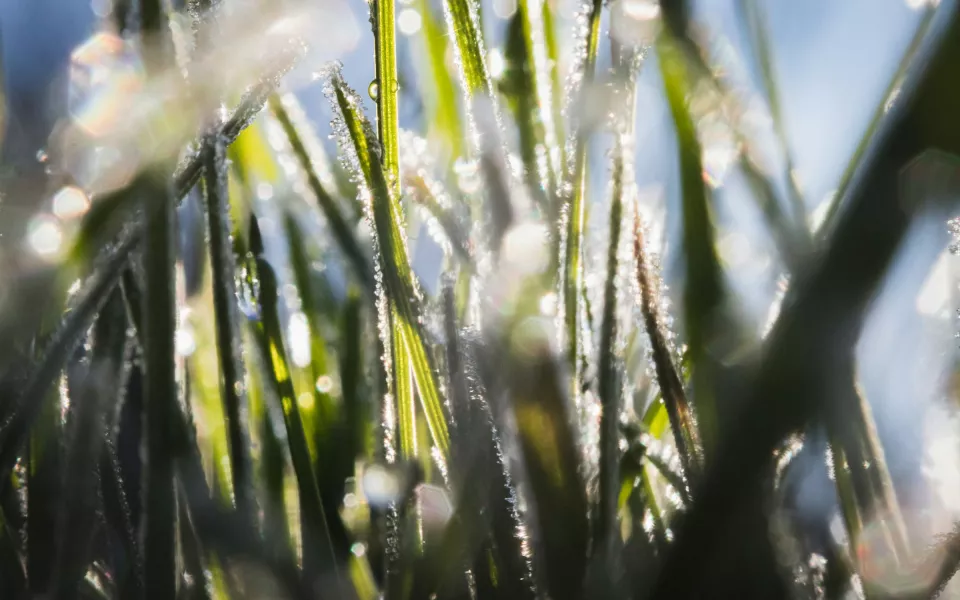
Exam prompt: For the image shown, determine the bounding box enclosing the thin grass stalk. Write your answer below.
[596,143,624,552]
[561,0,603,389]
[202,132,255,523]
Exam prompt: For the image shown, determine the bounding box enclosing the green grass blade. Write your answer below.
[441,0,490,96]
[202,132,255,522]
[253,251,343,588]
[656,32,723,454]
[270,95,373,292]
[374,0,401,181]
[324,68,451,459]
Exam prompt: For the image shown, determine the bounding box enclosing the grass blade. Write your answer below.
[252,247,344,589]
[595,143,624,552]
[440,0,491,96]
[53,290,128,597]
[141,173,179,600]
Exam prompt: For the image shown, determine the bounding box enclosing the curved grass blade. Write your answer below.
[655,32,723,455]
[52,290,128,597]
[202,131,255,523]
[270,95,373,292]
[324,68,451,459]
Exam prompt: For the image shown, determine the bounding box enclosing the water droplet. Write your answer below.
[36,149,49,163]
[27,214,64,258]
[389,79,399,93]
[362,464,402,507]
[368,79,380,101]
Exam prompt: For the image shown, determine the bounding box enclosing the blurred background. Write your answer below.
[1,0,958,582]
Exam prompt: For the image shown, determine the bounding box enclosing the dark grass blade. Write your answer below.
[100,422,143,597]
[270,96,373,293]
[655,31,724,455]
[283,213,354,557]
[53,289,128,597]
[141,172,179,600]
[202,131,255,523]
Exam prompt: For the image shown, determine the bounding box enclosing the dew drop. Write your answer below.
[368,79,380,101]
[36,149,49,163]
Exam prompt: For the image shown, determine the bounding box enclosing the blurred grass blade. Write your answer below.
[656,32,723,454]
[741,0,808,234]
[270,95,373,292]
[324,67,451,459]
[502,10,551,215]
[503,321,588,600]
[416,0,464,160]
[53,290,128,596]
[202,131,255,522]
